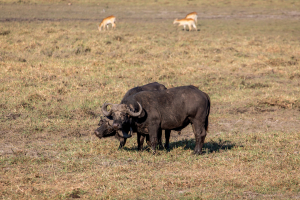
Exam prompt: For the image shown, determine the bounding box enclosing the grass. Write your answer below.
[1,0,300,199]
[1,131,299,199]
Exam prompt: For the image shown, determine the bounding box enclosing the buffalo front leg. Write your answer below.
[145,135,151,147]
[192,122,207,155]
[137,133,145,151]
[149,125,159,154]
[157,128,164,149]
[118,138,127,149]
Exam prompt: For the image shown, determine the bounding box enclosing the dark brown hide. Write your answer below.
[109,85,210,155]
[95,82,169,148]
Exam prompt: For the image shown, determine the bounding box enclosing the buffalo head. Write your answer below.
[94,116,115,138]
[94,116,127,148]
[101,102,142,138]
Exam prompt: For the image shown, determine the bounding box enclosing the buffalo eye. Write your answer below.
[121,114,126,120]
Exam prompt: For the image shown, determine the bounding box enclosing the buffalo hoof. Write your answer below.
[164,144,170,151]
[151,149,156,155]
[192,150,204,155]
[138,146,145,151]
[158,142,164,150]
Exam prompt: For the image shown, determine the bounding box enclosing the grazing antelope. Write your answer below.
[98,15,116,32]
[173,18,197,31]
[185,12,197,24]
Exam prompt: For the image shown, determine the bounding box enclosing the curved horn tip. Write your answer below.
[136,102,143,115]
[127,102,142,117]
[101,102,113,116]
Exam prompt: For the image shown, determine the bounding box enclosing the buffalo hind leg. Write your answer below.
[164,129,171,150]
[192,122,207,155]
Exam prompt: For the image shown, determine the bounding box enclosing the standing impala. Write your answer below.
[98,15,116,32]
[185,12,198,24]
[173,18,197,31]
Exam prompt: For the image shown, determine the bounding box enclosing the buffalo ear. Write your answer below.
[98,119,104,126]
[127,105,135,115]
[129,104,134,110]
[126,102,142,117]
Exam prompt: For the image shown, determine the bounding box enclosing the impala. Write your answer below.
[173,18,197,31]
[98,15,116,32]
[185,12,197,24]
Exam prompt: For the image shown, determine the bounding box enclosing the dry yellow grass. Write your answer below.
[1,1,300,199]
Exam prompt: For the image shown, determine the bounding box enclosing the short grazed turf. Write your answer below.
[0,0,300,199]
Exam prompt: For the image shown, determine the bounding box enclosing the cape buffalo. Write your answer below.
[102,85,210,155]
[94,82,169,148]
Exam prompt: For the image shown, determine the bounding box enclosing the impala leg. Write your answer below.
[193,24,197,31]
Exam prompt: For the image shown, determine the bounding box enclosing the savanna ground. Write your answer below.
[1,0,300,199]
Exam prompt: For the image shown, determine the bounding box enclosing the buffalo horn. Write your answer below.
[126,102,142,117]
[101,102,113,116]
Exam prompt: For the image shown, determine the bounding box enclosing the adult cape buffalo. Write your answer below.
[102,85,211,155]
[94,82,168,148]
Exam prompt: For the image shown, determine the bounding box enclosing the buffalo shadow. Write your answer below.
[168,138,238,154]
[121,137,238,154]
